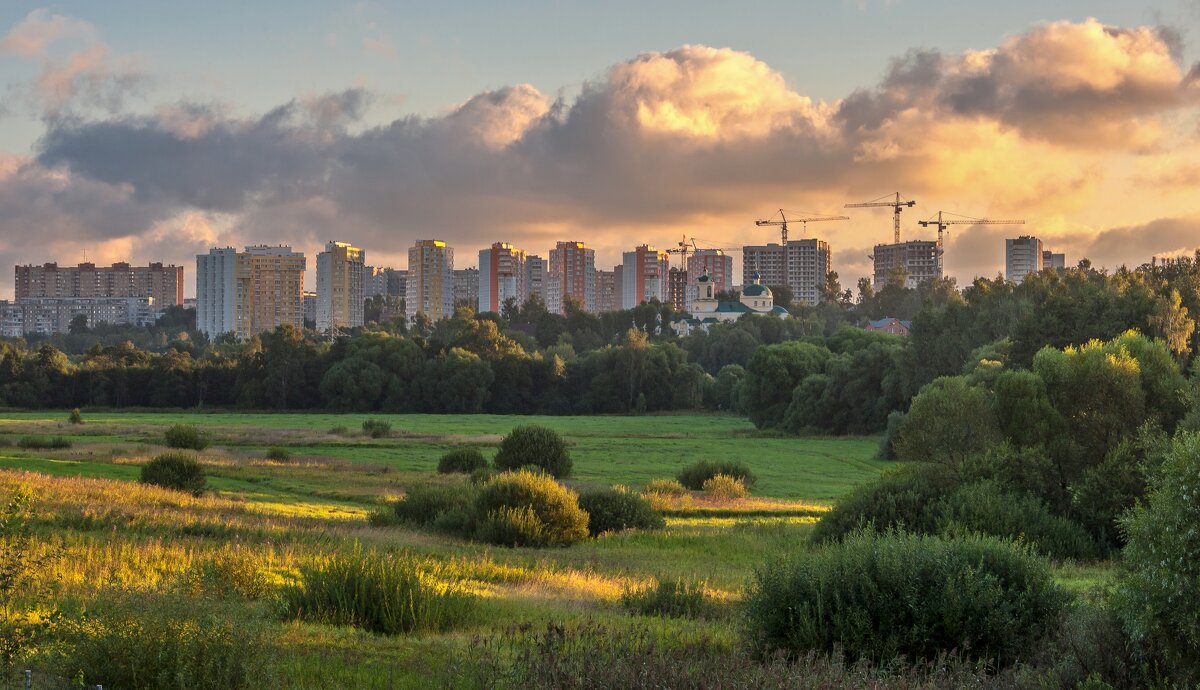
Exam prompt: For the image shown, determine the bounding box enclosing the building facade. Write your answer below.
[1006,236,1044,283]
[871,240,941,288]
[478,242,528,313]
[196,245,305,338]
[1042,250,1066,272]
[453,268,479,311]
[15,261,184,307]
[406,240,454,321]
[315,241,365,332]
[0,297,158,336]
[667,267,687,312]
[621,245,670,309]
[741,239,831,306]
[595,269,619,313]
[364,266,389,299]
[526,256,547,305]
[547,241,595,314]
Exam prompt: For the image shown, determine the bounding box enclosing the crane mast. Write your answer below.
[844,192,916,243]
[754,209,848,244]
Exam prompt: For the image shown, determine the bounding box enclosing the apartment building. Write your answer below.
[406,240,454,320]
[742,239,832,305]
[478,242,528,313]
[15,261,184,307]
[621,244,670,309]
[315,241,365,332]
[547,241,595,314]
[871,240,940,289]
[1005,236,1043,283]
[196,245,306,338]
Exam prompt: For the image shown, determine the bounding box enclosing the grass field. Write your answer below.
[0,410,1112,687]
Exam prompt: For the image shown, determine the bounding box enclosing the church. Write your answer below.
[673,271,790,336]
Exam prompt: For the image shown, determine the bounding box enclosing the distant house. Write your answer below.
[672,271,789,336]
[865,317,911,336]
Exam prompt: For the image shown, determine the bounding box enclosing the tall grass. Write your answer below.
[283,546,476,635]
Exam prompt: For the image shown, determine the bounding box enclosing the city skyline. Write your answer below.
[0,3,1198,298]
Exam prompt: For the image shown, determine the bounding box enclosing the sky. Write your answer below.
[1,1,1199,298]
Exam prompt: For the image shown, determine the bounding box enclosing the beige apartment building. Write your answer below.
[14,261,184,306]
[197,246,305,338]
[316,241,365,332]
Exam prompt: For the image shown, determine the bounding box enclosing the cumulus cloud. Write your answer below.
[3,15,1199,297]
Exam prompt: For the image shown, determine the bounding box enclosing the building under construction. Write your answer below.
[871,240,941,288]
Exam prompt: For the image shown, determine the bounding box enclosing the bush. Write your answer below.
[469,466,496,484]
[578,487,664,536]
[68,408,84,425]
[746,529,1067,664]
[264,447,291,462]
[473,470,589,547]
[493,425,572,478]
[361,419,392,438]
[392,481,478,535]
[933,480,1099,560]
[17,435,71,449]
[810,464,956,543]
[621,578,716,619]
[163,424,210,450]
[876,410,905,460]
[702,474,748,500]
[328,425,349,435]
[283,547,476,635]
[141,452,207,495]
[1116,432,1200,684]
[56,593,269,690]
[642,478,687,496]
[676,460,756,490]
[437,448,488,474]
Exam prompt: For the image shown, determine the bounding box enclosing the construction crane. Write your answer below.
[754,209,849,245]
[844,192,916,244]
[665,235,742,270]
[918,211,1025,250]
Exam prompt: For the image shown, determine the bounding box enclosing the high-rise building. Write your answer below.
[621,245,671,309]
[302,291,317,324]
[453,268,479,311]
[871,240,940,289]
[478,242,528,313]
[0,297,158,336]
[687,250,733,310]
[386,269,407,298]
[364,266,389,299]
[406,240,454,320]
[1042,250,1066,272]
[742,239,832,305]
[667,267,687,312]
[316,241,365,332]
[15,261,184,307]
[1006,236,1044,283]
[197,246,305,338]
[526,256,547,305]
[547,241,595,314]
[596,269,619,312]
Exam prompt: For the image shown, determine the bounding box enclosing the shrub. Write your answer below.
[392,482,478,536]
[328,425,349,435]
[746,529,1068,664]
[621,578,716,619]
[493,425,572,478]
[1116,432,1200,684]
[437,448,488,474]
[473,470,589,547]
[264,447,291,462]
[361,419,392,438]
[578,487,664,536]
[702,474,748,500]
[642,478,687,497]
[469,466,496,484]
[676,460,756,490]
[183,547,276,599]
[810,464,956,543]
[163,424,209,451]
[68,408,84,425]
[16,435,71,449]
[876,410,905,460]
[55,593,269,690]
[283,547,475,636]
[141,453,207,495]
[933,480,1099,560]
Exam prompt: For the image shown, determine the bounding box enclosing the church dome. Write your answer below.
[743,283,771,297]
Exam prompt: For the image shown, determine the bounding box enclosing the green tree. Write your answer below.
[741,341,831,428]
[895,376,1000,470]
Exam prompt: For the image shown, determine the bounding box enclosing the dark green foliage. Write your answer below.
[328,425,349,435]
[469,466,496,484]
[392,482,478,535]
[16,436,71,449]
[741,341,830,428]
[283,547,476,636]
[361,418,392,438]
[933,481,1099,560]
[675,460,756,491]
[68,408,83,424]
[140,453,207,495]
[264,447,291,462]
[875,410,905,460]
[473,470,589,547]
[493,425,572,478]
[1116,432,1200,684]
[437,448,488,474]
[620,579,715,619]
[55,593,269,690]
[896,376,1000,468]
[811,464,956,543]
[747,530,1067,664]
[163,424,209,450]
[577,487,664,536]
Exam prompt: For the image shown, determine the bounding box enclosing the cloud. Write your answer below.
[4,17,1199,297]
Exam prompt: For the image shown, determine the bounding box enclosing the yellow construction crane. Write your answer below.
[754,209,849,245]
[665,235,741,270]
[918,211,1025,250]
[844,192,916,243]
